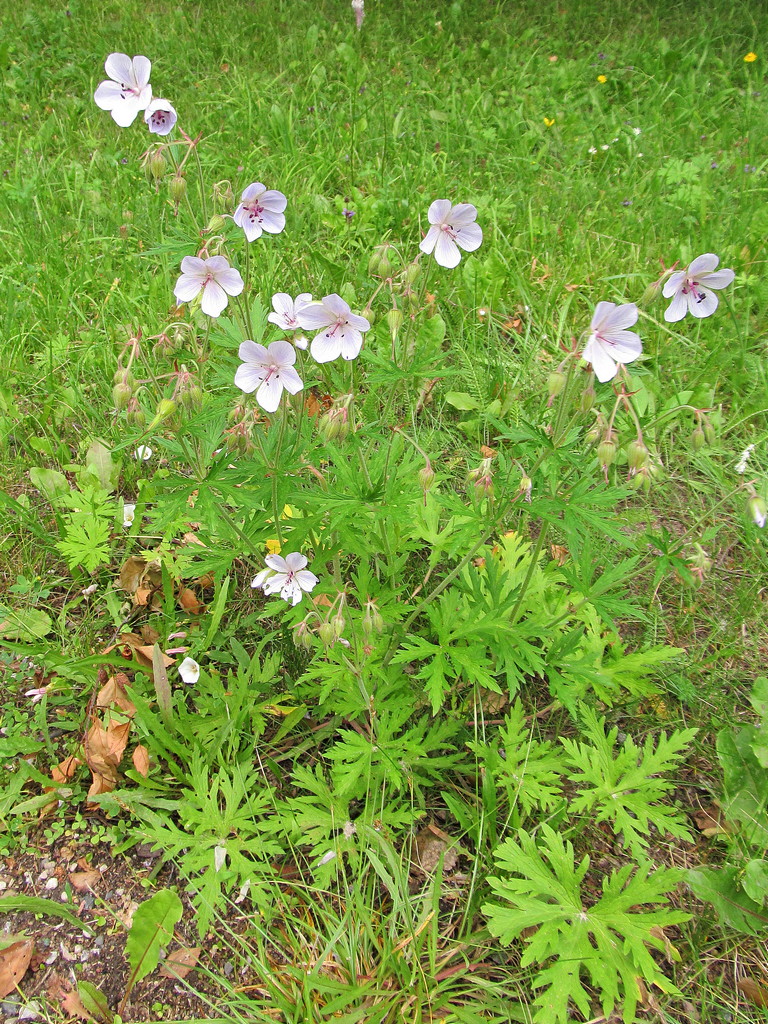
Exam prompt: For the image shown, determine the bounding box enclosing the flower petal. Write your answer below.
[257,377,284,413]
[605,330,642,362]
[94,80,124,110]
[280,365,304,394]
[590,300,618,331]
[454,221,483,253]
[427,199,452,225]
[259,210,286,234]
[602,302,638,332]
[297,303,333,330]
[110,98,143,127]
[310,331,341,363]
[205,256,231,274]
[345,310,370,332]
[265,554,289,572]
[688,286,719,318]
[664,290,688,323]
[242,218,263,242]
[272,293,294,319]
[269,340,297,365]
[589,342,619,383]
[448,203,478,227]
[321,293,351,317]
[294,570,318,591]
[434,231,461,268]
[200,280,228,317]
[688,253,719,276]
[284,552,308,571]
[241,182,266,202]
[338,327,363,360]
[104,52,134,84]
[419,224,440,256]
[174,274,202,303]
[215,267,245,296]
[235,364,268,393]
[239,340,269,363]
[260,190,288,213]
[662,272,685,299]
[180,255,206,277]
[700,268,735,290]
[252,568,272,588]
[132,55,152,89]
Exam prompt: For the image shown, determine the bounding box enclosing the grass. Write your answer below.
[1,0,768,1021]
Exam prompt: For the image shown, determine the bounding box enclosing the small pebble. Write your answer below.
[44,878,58,890]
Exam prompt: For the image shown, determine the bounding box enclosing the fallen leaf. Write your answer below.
[51,755,81,785]
[693,804,727,836]
[178,588,205,614]
[159,946,201,980]
[411,825,459,875]
[118,556,161,594]
[104,633,175,671]
[549,544,569,565]
[0,939,34,997]
[181,532,207,548]
[738,977,768,1008]
[85,718,131,802]
[68,870,101,892]
[96,674,136,718]
[132,745,150,777]
[48,974,95,1021]
[139,623,160,645]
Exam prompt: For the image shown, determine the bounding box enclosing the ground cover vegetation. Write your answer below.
[0,0,767,1020]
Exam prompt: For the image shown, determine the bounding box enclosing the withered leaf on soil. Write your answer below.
[411,824,459,875]
[103,632,175,671]
[132,744,150,777]
[738,977,768,1008]
[118,555,161,594]
[51,755,81,785]
[48,974,96,1022]
[159,946,201,980]
[85,718,131,802]
[178,587,205,613]
[96,673,136,718]
[0,939,34,998]
[68,869,102,892]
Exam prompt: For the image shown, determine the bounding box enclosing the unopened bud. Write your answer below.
[579,382,596,413]
[639,278,663,308]
[179,385,203,412]
[113,369,134,387]
[626,440,649,471]
[207,214,226,233]
[597,439,616,467]
[293,621,313,650]
[691,426,706,450]
[157,399,177,420]
[748,496,767,529]
[368,244,393,277]
[332,613,346,639]
[704,421,716,445]
[418,462,435,492]
[547,371,566,397]
[170,175,187,202]
[112,382,133,410]
[318,622,336,646]
[403,262,421,285]
[126,404,146,428]
[149,151,167,180]
[386,309,404,338]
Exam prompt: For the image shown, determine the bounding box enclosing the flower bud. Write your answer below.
[691,426,706,450]
[332,613,346,639]
[126,404,146,428]
[704,421,716,445]
[626,440,649,471]
[170,175,187,202]
[748,496,767,529]
[689,543,713,576]
[293,620,313,650]
[547,371,566,397]
[597,439,616,467]
[179,385,203,413]
[368,243,393,277]
[639,278,662,308]
[112,382,133,410]
[579,381,596,413]
[403,262,421,285]
[318,622,336,646]
[113,369,134,387]
[386,309,403,338]
[156,399,177,420]
[149,151,167,180]
[418,462,435,492]
[207,214,226,234]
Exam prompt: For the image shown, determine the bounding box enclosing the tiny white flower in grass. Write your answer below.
[174,255,244,318]
[663,253,735,323]
[735,444,755,475]
[588,146,597,154]
[122,503,136,528]
[351,0,365,29]
[233,182,287,241]
[419,200,482,269]
[144,98,177,136]
[298,294,371,362]
[94,53,152,127]
[582,301,642,383]
[268,292,313,347]
[178,657,200,684]
[135,445,153,460]
[252,552,319,606]
[234,340,304,412]
[82,583,98,597]
[317,849,337,867]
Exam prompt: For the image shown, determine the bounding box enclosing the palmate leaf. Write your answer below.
[484,826,687,1023]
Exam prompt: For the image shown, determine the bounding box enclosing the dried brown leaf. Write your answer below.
[0,939,34,997]
[178,588,205,614]
[51,755,81,785]
[159,946,201,980]
[132,745,150,777]
[68,869,101,892]
[118,555,148,594]
[85,718,131,803]
[411,825,459,875]
[96,674,135,718]
[738,977,768,1008]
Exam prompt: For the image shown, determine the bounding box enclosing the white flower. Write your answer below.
[419,200,483,269]
[94,53,152,127]
[662,254,735,323]
[233,182,287,241]
[268,292,313,348]
[735,444,755,475]
[82,583,99,597]
[749,496,767,529]
[173,255,244,318]
[144,97,177,136]
[178,657,200,684]
[352,0,365,29]
[588,146,597,154]
[135,445,153,460]
[251,552,319,606]
[123,503,136,528]
[297,294,371,363]
[234,340,304,413]
[582,301,642,383]
[632,127,642,136]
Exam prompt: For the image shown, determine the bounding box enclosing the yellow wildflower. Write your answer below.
[597,74,607,84]
[744,52,757,63]
[544,117,555,127]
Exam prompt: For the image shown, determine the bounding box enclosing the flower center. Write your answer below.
[151,111,167,126]
[120,81,140,99]
[245,200,265,223]
[682,278,707,303]
[326,316,346,337]
[440,222,458,240]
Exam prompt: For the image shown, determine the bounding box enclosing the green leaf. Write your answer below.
[76,980,112,1022]
[84,440,119,492]
[444,391,480,411]
[0,606,53,641]
[688,866,768,936]
[0,894,94,934]
[125,889,183,987]
[29,466,70,502]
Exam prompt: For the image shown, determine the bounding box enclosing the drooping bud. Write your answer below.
[113,369,135,387]
[748,495,767,529]
[547,371,566,397]
[170,175,187,202]
[318,622,336,646]
[156,399,177,420]
[206,214,226,234]
[579,381,596,413]
[368,243,393,277]
[704,421,716,445]
[626,440,649,472]
[403,262,421,285]
[691,426,706,450]
[126,401,146,428]
[332,613,346,639]
[149,150,167,180]
[386,309,404,339]
[418,461,435,492]
[112,382,133,410]
[293,620,313,650]
[639,278,663,308]
[597,439,616,468]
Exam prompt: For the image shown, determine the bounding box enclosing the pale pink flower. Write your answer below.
[233,183,287,241]
[144,98,177,136]
[297,294,370,363]
[252,552,319,606]
[173,255,244,318]
[94,53,152,127]
[582,302,642,383]
[234,340,304,413]
[662,254,735,322]
[268,292,312,348]
[419,200,483,268]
